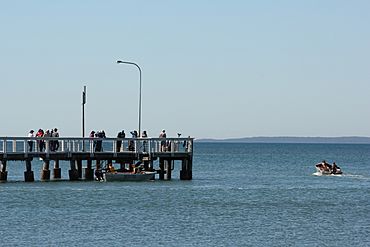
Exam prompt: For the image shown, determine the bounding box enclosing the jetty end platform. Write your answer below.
[0,137,193,182]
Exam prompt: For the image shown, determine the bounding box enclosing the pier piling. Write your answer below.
[68,160,79,181]
[84,159,94,180]
[77,160,83,179]
[53,160,61,179]
[164,159,172,180]
[180,158,192,180]
[41,160,51,181]
[0,160,8,181]
[24,159,34,182]
[158,158,165,180]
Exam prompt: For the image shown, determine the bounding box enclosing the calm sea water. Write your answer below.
[1,143,369,246]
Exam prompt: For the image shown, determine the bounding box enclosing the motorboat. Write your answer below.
[315,162,343,175]
[104,171,156,182]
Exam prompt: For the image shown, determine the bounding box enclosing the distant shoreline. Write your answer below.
[195,136,370,144]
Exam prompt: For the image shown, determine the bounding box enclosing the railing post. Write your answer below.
[4,138,7,154]
[90,140,94,153]
[45,140,50,155]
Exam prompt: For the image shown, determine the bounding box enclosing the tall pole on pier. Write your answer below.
[116,60,142,137]
[82,86,86,151]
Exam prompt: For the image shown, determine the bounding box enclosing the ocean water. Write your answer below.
[1,143,370,246]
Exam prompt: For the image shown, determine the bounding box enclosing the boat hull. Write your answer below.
[104,172,155,182]
[315,167,342,175]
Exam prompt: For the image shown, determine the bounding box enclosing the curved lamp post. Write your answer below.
[116,60,142,137]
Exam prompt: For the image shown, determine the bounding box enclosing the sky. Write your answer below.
[1,0,370,139]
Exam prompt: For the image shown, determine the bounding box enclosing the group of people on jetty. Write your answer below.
[27,128,59,152]
[27,128,189,153]
[315,160,342,175]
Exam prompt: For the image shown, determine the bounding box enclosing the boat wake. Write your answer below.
[312,172,342,177]
[312,172,369,180]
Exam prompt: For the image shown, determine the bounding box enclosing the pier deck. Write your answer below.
[0,137,193,182]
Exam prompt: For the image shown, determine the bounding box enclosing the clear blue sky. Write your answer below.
[1,0,369,139]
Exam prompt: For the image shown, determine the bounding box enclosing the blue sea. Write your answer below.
[1,143,369,246]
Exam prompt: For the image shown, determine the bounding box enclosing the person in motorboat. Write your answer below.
[132,161,143,174]
[316,160,331,172]
[331,162,342,175]
[107,163,116,173]
[315,160,343,175]
[95,168,104,181]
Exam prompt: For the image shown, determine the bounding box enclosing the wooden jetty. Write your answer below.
[0,137,193,182]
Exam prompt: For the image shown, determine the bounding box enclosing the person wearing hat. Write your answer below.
[27,130,35,152]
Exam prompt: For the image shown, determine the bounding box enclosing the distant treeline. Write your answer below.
[196,136,370,144]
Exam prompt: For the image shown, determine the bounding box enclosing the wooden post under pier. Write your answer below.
[158,158,165,180]
[164,159,172,180]
[24,159,34,182]
[41,160,51,181]
[84,159,94,180]
[68,160,79,181]
[53,160,61,179]
[0,160,8,181]
[180,158,192,180]
[77,160,83,179]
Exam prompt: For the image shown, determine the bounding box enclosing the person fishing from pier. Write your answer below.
[27,130,35,152]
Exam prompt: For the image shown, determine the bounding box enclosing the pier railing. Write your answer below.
[0,137,193,155]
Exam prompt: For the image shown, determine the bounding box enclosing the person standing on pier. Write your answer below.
[51,128,60,151]
[116,130,125,152]
[142,130,148,152]
[44,129,51,151]
[128,130,137,151]
[89,130,96,151]
[27,130,35,152]
[95,130,105,152]
[159,129,167,151]
[36,129,45,152]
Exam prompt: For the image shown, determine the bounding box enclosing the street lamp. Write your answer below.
[116,60,142,137]
[82,85,86,151]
